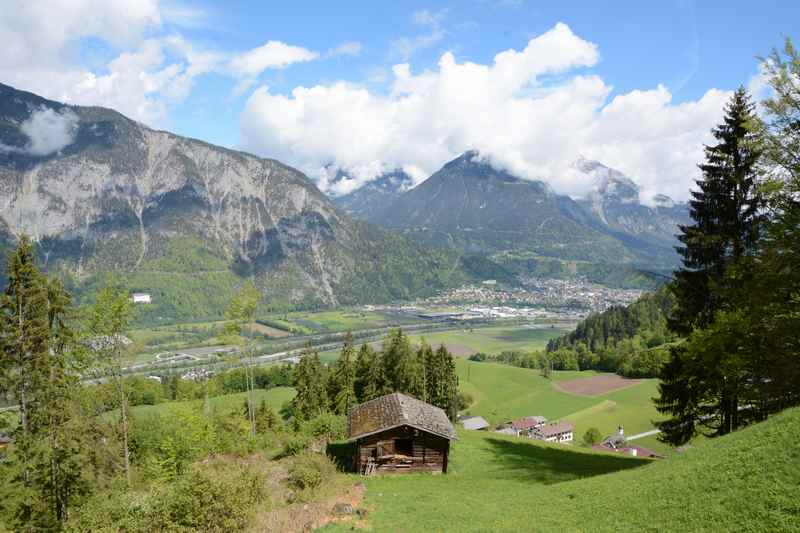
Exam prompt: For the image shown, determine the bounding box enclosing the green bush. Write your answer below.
[281,434,311,457]
[288,453,336,491]
[301,413,347,441]
[67,461,265,532]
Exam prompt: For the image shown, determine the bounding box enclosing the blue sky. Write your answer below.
[162,0,795,147]
[2,0,797,200]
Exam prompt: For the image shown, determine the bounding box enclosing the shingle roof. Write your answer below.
[534,421,574,438]
[511,416,547,430]
[461,416,490,430]
[348,392,457,441]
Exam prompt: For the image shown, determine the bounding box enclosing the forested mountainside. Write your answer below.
[0,83,472,323]
[545,286,677,377]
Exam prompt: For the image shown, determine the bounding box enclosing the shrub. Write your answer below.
[583,427,603,447]
[281,434,311,457]
[302,413,346,441]
[288,453,336,491]
[67,461,265,532]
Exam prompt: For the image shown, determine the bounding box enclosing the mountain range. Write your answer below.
[332,151,689,279]
[0,83,471,323]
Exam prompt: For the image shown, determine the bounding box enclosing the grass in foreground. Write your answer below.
[327,407,800,532]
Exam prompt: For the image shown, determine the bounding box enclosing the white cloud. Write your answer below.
[391,9,447,61]
[240,22,731,203]
[327,41,363,58]
[0,1,318,126]
[0,107,79,156]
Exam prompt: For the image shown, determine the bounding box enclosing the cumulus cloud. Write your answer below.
[0,1,320,126]
[240,22,730,202]
[0,107,79,156]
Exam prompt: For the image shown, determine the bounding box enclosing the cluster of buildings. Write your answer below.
[592,427,663,458]
[398,278,643,320]
[460,415,575,444]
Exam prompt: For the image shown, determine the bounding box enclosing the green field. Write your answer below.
[456,360,601,424]
[410,324,571,356]
[282,309,417,333]
[563,379,669,453]
[326,406,800,532]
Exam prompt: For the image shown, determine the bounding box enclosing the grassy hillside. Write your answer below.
[130,387,296,419]
[327,407,800,532]
[455,360,600,424]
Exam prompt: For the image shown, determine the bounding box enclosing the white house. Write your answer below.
[532,421,574,443]
[131,293,152,304]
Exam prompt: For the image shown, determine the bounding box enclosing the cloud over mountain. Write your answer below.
[240,22,730,202]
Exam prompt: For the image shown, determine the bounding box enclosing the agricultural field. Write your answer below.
[409,324,572,356]
[279,309,417,333]
[325,406,800,532]
[562,378,669,454]
[456,360,601,424]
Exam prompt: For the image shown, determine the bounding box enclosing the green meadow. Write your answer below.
[456,360,600,423]
[130,386,296,419]
[325,406,800,532]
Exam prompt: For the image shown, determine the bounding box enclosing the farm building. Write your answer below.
[511,416,547,435]
[348,392,457,475]
[594,435,663,458]
[0,432,11,450]
[532,421,574,443]
[461,415,490,431]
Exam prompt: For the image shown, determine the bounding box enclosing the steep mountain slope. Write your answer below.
[574,157,690,259]
[0,83,468,322]
[378,151,634,263]
[332,169,413,220]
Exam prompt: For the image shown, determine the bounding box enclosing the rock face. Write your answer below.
[332,169,413,221]
[0,83,464,320]
[573,158,690,258]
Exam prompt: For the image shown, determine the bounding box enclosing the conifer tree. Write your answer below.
[291,346,328,420]
[362,349,391,401]
[381,329,413,391]
[353,343,374,401]
[330,332,357,414]
[657,88,764,444]
[0,236,92,526]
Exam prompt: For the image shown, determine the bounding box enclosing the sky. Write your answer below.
[1,0,797,203]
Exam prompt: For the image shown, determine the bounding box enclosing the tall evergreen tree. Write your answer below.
[329,332,357,414]
[362,349,391,402]
[657,88,764,444]
[381,329,413,391]
[0,236,93,527]
[353,343,374,402]
[669,87,763,335]
[291,346,328,420]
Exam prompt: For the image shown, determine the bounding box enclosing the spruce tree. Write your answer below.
[353,343,374,402]
[330,332,357,414]
[291,346,328,420]
[657,88,764,444]
[381,329,413,391]
[362,350,391,401]
[0,236,92,526]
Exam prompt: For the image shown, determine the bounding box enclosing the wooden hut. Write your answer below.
[348,392,457,475]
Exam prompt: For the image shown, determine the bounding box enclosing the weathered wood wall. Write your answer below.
[354,425,450,474]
